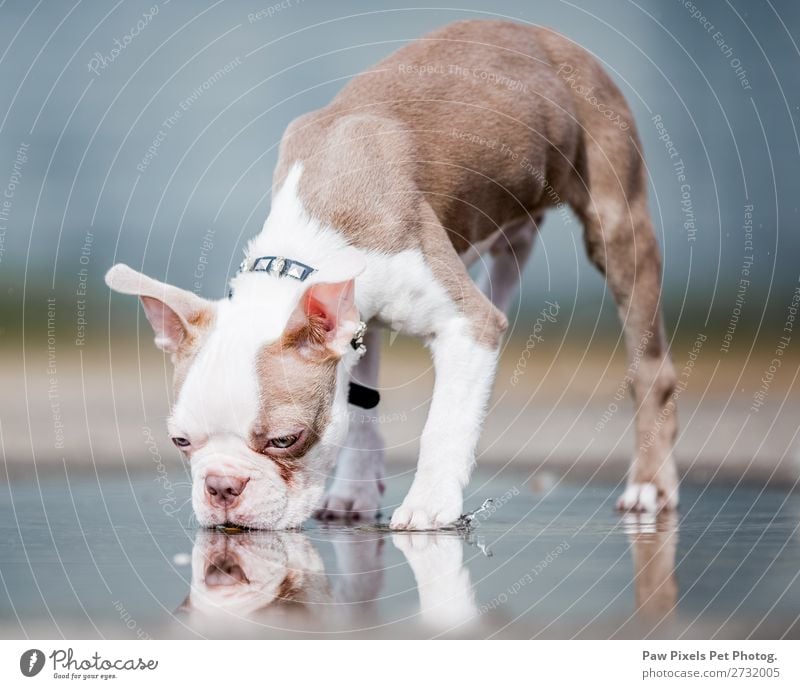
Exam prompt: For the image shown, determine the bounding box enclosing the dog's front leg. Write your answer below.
[315,327,385,521]
[390,315,502,530]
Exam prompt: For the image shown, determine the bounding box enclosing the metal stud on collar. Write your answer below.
[238,255,316,281]
[230,255,317,298]
[350,320,368,356]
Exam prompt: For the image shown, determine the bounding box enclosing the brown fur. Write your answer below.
[251,336,337,483]
[276,573,304,603]
[630,515,678,622]
[271,20,638,350]
[273,19,678,505]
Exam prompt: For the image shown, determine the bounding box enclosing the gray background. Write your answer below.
[0,0,798,338]
[0,1,798,479]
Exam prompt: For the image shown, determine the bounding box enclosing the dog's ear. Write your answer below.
[284,279,359,357]
[173,594,193,616]
[105,264,215,354]
[283,250,366,357]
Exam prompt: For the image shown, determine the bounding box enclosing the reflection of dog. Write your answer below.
[179,530,387,628]
[106,19,677,529]
[624,513,679,632]
[178,529,478,634]
[180,531,331,623]
[393,533,479,631]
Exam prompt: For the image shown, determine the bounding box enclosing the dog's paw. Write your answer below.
[314,478,384,522]
[392,531,462,563]
[390,481,462,530]
[616,482,678,513]
[391,533,465,589]
[392,532,478,628]
[316,423,385,522]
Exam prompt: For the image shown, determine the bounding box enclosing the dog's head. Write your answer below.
[105,251,365,529]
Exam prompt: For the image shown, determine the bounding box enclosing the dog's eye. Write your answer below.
[268,434,299,449]
[171,437,191,448]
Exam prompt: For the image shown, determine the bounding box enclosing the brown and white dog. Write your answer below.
[106,20,678,530]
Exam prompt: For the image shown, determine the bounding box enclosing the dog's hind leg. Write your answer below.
[315,326,385,521]
[476,215,540,314]
[572,158,679,512]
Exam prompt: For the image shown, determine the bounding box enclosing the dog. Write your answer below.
[106,19,679,530]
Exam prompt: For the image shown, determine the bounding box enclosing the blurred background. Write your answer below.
[0,0,798,486]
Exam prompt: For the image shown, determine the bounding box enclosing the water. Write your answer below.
[1,470,798,639]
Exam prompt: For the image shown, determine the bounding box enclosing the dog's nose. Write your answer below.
[205,558,249,587]
[204,475,249,508]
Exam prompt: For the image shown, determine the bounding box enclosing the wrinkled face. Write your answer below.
[182,530,329,620]
[105,261,363,529]
[170,306,345,529]
[172,278,359,529]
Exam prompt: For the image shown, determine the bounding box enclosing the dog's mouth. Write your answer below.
[211,522,253,534]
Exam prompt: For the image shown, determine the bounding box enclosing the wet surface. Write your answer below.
[0,469,798,639]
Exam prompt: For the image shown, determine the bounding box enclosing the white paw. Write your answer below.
[314,478,384,522]
[392,532,478,628]
[390,481,462,531]
[315,427,385,522]
[616,482,677,513]
[392,532,463,565]
[332,534,385,602]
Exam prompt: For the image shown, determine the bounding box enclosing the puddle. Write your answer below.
[0,469,798,638]
[354,498,496,534]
